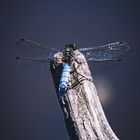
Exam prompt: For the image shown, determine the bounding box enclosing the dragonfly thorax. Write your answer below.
[62,43,76,64]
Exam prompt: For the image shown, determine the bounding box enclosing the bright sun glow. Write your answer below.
[95,76,114,106]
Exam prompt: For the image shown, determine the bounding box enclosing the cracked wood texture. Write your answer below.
[50,50,119,140]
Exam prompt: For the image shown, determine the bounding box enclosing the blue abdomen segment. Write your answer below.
[59,63,70,96]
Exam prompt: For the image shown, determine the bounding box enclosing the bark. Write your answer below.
[50,50,119,140]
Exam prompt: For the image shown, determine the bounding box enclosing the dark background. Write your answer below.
[1,0,140,140]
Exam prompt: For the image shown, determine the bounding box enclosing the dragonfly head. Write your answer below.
[64,43,76,51]
[62,43,77,63]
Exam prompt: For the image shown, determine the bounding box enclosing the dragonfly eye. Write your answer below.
[64,43,77,51]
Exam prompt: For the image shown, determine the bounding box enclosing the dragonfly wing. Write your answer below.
[16,38,59,59]
[15,57,51,74]
[78,41,129,61]
[88,59,125,74]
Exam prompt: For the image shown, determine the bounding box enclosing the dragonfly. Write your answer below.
[16,38,129,96]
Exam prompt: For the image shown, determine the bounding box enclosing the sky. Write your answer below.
[1,0,140,140]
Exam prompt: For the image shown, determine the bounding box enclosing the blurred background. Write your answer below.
[1,0,140,140]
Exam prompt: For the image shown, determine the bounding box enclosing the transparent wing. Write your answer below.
[15,57,51,74]
[16,38,59,59]
[78,41,129,61]
[88,59,125,74]
[16,38,60,74]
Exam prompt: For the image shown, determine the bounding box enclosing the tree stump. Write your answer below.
[50,50,119,140]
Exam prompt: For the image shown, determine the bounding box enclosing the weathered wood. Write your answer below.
[50,50,119,140]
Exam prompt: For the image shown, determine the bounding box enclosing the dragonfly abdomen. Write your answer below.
[59,63,70,96]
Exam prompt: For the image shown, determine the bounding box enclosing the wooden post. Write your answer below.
[50,50,119,140]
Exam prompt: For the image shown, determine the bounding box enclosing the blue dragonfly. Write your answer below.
[16,38,129,96]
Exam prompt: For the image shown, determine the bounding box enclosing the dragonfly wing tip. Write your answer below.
[16,57,20,59]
